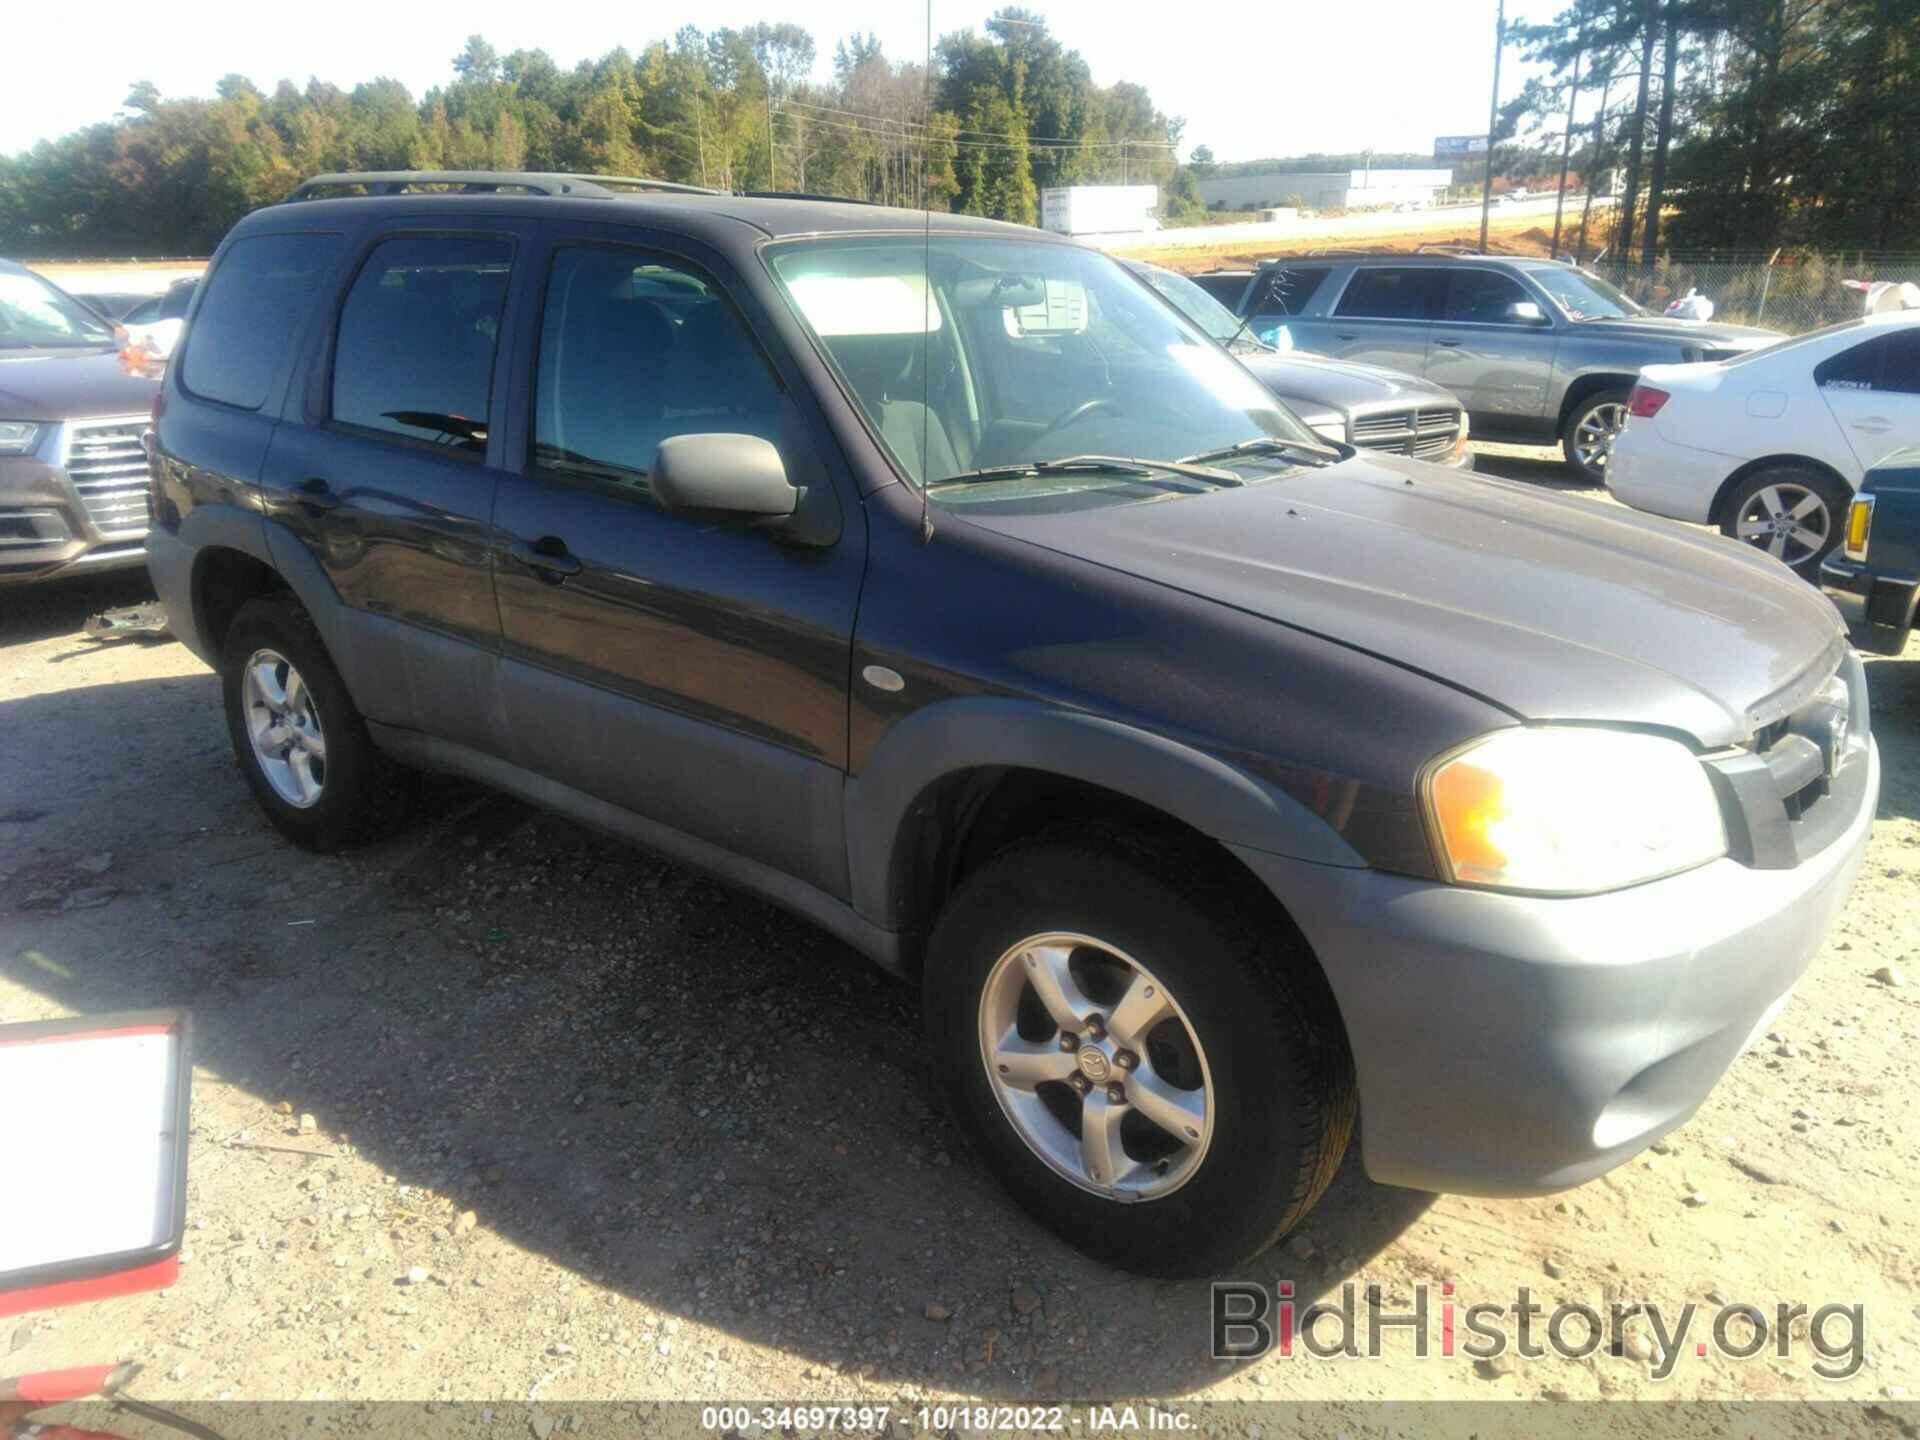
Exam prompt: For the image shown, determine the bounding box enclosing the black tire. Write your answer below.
[220,595,408,850]
[1715,465,1851,577]
[1560,387,1633,484]
[923,830,1355,1277]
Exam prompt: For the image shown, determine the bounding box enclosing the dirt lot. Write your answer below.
[2,457,1917,1428]
[1115,211,1579,273]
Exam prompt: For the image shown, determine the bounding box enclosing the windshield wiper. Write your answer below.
[931,454,1245,491]
[1180,436,1337,467]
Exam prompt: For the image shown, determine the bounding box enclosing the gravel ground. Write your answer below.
[2,453,1916,1428]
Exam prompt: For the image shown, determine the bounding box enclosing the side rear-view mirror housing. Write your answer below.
[1509,300,1549,325]
[653,433,804,524]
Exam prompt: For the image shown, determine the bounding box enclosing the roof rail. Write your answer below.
[740,190,878,206]
[283,171,723,202]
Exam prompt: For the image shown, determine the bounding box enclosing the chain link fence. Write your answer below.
[1590,253,1920,335]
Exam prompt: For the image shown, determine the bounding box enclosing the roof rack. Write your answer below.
[283,171,723,202]
[740,190,878,206]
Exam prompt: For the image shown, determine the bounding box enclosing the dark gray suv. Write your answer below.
[149,172,1876,1277]
[1204,254,1782,481]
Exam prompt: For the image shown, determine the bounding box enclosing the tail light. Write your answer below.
[1627,384,1670,419]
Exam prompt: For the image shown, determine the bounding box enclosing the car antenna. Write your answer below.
[918,0,935,544]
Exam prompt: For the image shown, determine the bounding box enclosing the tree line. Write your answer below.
[0,10,1194,257]
[1506,0,1918,260]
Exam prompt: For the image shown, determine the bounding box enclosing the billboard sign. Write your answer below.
[1434,134,1489,158]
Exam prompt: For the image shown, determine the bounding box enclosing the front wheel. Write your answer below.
[1718,466,1851,576]
[923,833,1355,1277]
[1561,388,1632,483]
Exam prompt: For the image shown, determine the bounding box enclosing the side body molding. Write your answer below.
[843,696,1366,929]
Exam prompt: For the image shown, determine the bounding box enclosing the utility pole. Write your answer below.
[1551,5,1586,258]
[767,93,777,190]
[1478,0,1505,254]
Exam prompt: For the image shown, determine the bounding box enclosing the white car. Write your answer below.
[119,278,196,361]
[1608,310,1920,573]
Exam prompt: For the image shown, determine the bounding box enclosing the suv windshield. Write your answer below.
[0,270,118,349]
[1523,265,1646,322]
[769,237,1319,503]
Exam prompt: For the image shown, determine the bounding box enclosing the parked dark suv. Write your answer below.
[150,172,1878,1277]
[1200,254,1782,481]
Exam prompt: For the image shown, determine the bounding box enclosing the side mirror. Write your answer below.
[0,1012,191,1317]
[1508,300,1548,325]
[653,434,803,522]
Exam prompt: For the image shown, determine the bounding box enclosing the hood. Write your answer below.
[1238,350,1454,412]
[1573,315,1781,352]
[0,347,160,421]
[967,453,1846,748]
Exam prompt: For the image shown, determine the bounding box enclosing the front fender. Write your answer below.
[843,696,1365,928]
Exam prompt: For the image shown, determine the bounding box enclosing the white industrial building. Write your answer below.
[1194,168,1453,212]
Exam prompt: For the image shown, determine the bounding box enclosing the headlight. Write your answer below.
[0,422,43,455]
[1449,409,1470,460]
[1423,727,1726,895]
[1843,493,1874,562]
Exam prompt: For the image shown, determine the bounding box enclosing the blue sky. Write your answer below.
[5,0,1567,162]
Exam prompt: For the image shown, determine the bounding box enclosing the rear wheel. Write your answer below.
[1718,466,1850,576]
[220,596,408,849]
[1561,387,1632,483]
[924,832,1355,1277]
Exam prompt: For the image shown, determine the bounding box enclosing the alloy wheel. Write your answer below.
[1734,483,1830,567]
[977,933,1213,1201]
[1573,401,1626,474]
[241,648,327,808]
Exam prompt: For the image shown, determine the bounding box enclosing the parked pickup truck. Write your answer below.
[1198,254,1782,481]
[1823,445,1920,655]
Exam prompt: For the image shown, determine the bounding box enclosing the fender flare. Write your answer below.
[173,506,356,681]
[843,696,1364,928]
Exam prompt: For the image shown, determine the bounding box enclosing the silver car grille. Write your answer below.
[1350,406,1462,460]
[64,416,152,535]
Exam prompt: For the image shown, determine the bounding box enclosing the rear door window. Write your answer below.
[180,233,342,410]
[1334,267,1448,320]
[1254,265,1332,316]
[331,234,513,451]
[1879,328,1920,395]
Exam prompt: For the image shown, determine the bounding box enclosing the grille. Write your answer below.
[1350,405,1462,459]
[64,416,152,535]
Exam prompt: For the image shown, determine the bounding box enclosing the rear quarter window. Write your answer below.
[180,233,342,411]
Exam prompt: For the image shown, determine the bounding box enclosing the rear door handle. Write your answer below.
[1432,338,1463,348]
[1335,333,1360,342]
[1850,417,1890,434]
[296,477,340,513]
[509,537,583,583]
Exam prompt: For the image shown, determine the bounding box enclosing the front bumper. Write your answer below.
[0,422,152,586]
[1821,553,1917,656]
[1233,735,1878,1196]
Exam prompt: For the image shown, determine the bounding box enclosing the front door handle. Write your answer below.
[1335,333,1360,342]
[1432,338,1463,348]
[509,537,583,583]
[297,477,340,513]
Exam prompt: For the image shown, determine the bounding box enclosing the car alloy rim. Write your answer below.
[1574,401,1625,472]
[1734,483,1830,566]
[977,932,1213,1202]
[241,648,327,808]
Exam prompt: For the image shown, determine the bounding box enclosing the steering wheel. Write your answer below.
[1035,396,1126,444]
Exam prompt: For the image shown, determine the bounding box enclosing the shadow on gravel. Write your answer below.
[1864,650,1919,823]
[0,663,1434,1399]
[1467,448,1595,494]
